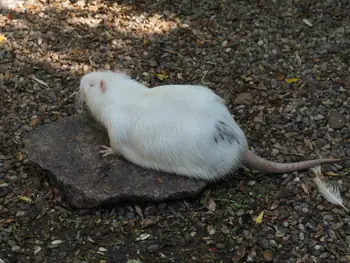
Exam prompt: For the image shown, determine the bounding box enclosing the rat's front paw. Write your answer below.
[99,145,114,158]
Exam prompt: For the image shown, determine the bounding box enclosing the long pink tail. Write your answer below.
[242,150,341,173]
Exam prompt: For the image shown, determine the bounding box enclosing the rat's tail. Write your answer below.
[242,150,341,173]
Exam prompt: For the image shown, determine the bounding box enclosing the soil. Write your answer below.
[1,0,350,262]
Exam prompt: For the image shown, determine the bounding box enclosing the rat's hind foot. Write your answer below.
[99,145,115,158]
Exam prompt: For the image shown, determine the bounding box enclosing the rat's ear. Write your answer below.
[100,80,107,94]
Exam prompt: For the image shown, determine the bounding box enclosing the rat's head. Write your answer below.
[76,70,118,111]
[75,70,122,124]
[75,69,148,117]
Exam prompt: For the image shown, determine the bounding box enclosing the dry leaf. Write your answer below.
[157,176,163,184]
[241,75,253,82]
[98,247,107,252]
[33,246,42,255]
[156,73,169,80]
[87,236,95,243]
[302,18,313,27]
[0,218,15,224]
[52,240,63,245]
[207,198,217,212]
[136,233,150,241]
[231,245,246,262]
[276,72,285,81]
[30,117,41,127]
[303,138,314,151]
[29,76,50,88]
[207,224,215,235]
[26,4,39,10]
[255,210,264,224]
[7,13,13,20]
[269,200,279,210]
[196,39,204,45]
[135,205,144,220]
[18,195,33,203]
[17,152,23,161]
[143,39,150,45]
[71,49,85,55]
[141,218,157,228]
[263,250,273,261]
[226,206,235,216]
[5,71,12,79]
[301,183,310,195]
[325,171,341,177]
[58,96,63,105]
[285,78,300,83]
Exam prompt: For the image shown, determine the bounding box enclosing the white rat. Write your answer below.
[76,70,341,181]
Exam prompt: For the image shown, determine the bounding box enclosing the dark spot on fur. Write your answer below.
[213,120,238,145]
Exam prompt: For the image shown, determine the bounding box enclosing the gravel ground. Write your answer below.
[1,0,350,262]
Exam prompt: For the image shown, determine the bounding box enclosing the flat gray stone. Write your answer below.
[24,115,207,208]
[328,110,346,129]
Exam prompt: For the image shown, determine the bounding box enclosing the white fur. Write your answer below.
[78,70,249,181]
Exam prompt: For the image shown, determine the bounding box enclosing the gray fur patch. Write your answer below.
[213,120,238,145]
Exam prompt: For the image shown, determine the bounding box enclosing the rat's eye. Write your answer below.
[89,81,94,87]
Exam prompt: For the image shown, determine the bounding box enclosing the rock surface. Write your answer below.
[24,115,207,208]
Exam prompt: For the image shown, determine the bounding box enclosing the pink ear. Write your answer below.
[113,68,120,73]
[100,80,107,93]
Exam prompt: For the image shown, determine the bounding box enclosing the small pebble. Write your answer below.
[259,238,269,249]
[216,243,225,249]
[328,111,346,129]
[147,244,160,253]
[0,187,8,198]
[282,222,289,227]
[11,245,21,252]
[346,236,350,245]
[243,230,253,240]
[16,211,26,217]
[301,207,309,213]
[268,239,277,248]
[314,245,322,250]
[235,209,245,216]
